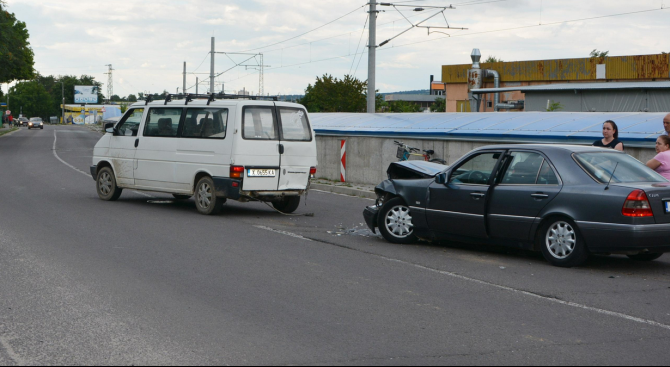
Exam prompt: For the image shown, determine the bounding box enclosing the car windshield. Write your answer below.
[574,152,667,183]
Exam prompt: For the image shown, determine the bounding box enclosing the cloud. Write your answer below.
[5,0,668,96]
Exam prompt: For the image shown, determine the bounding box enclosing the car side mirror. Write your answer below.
[435,173,447,185]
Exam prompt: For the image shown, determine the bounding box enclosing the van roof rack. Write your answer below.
[138,93,279,105]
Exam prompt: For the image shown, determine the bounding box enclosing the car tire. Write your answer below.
[538,218,589,267]
[96,167,123,201]
[377,197,418,244]
[195,176,224,215]
[172,194,192,200]
[627,253,664,261]
[272,196,301,214]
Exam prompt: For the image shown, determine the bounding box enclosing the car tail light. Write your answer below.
[230,166,244,179]
[622,190,654,217]
[310,167,317,177]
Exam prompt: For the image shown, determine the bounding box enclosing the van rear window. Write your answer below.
[243,107,277,140]
[279,108,311,141]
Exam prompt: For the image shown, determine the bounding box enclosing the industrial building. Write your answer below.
[441,51,670,113]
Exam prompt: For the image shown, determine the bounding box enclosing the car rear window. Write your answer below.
[574,152,667,183]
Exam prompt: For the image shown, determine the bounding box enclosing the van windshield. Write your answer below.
[279,108,311,141]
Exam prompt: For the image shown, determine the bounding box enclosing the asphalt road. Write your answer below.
[0,125,669,365]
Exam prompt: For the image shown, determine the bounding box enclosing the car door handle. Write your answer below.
[134,139,139,148]
[531,193,549,199]
[470,193,486,199]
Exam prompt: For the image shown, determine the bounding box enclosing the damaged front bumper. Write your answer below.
[363,205,380,234]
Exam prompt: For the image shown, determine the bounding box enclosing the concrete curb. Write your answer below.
[0,128,20,138]
[310,183,377,200]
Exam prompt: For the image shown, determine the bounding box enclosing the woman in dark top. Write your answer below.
[593,120,624,151]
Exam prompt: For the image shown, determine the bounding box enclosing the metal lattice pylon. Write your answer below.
[104,64,114,102]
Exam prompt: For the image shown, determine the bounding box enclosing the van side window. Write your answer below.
[279,108,312,141]
[243,107,277,140]
[144,108,182,137]
[182,108,228,139]
[116,108,144,137]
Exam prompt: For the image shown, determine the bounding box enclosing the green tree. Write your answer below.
[8,80,53,119]
[386,101,421,113]
[590,49,609,58]
[547,101,564,112]
[0,2,35,84]
[299,74,368,113]
[430,97,446,112]
[484,56,503,63]
[127,94,138,102]
[33,74,104,119]
[111,94,121,102]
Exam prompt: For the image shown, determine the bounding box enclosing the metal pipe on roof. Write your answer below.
[468,49,483,112]
[484,69,500,111]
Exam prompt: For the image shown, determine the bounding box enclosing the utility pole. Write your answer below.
[61,82,64,124]
[367,1,378,113]
[105,64,114,103]
[183,62,186,95]
[259,53,264,96]
[196,77,199,94]
[210,37,215,94]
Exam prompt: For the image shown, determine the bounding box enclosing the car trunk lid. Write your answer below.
[613,182,670,224]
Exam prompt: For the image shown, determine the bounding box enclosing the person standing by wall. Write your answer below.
[646,135,670,180]
[663,113,670,135]
[593,120,624,151]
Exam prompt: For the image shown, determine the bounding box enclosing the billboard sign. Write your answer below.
[74,86,99,103]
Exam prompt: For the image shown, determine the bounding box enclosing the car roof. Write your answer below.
[474,143,622,154]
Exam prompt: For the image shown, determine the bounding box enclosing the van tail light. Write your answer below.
[622,190,654,217]
[230,166,245,179]
[310,167,317,178]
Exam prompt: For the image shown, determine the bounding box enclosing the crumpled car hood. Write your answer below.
[387,161,447,180]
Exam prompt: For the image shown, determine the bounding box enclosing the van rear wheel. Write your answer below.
[272,196,301,214]
[195,177,224,215]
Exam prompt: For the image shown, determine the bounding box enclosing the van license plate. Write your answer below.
[248,169,276,177]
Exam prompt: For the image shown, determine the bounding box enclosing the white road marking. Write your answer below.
[310,189,375,201]
[254,225,313,242]
[257,222,670,332]
[52,129,154,198]
[0,336,25,365]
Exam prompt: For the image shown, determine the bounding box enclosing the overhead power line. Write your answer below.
[236,4,367,53]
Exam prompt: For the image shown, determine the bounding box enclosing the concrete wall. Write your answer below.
[315,135,656,185]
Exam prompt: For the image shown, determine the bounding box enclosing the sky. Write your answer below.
[3,0,670,98]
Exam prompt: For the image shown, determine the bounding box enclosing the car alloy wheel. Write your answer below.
[385,205,414,239]
[545,221,577,259]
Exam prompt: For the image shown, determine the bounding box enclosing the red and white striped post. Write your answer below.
[340,140,347,182]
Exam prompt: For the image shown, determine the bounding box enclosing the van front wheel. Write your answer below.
[272,196,301,214]
[195,177,224,215]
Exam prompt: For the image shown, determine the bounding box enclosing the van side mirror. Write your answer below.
[435,173,447,185]
[104,122,115,130]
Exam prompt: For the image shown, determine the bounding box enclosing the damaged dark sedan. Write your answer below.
[364,144,670,267]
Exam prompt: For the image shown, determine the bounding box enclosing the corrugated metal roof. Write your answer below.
[311,112,669,147]
[471,81,670,94]
[442,54,670,83]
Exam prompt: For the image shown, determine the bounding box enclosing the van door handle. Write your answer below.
[134,139,139,148]
[531,193,549,199]
[278,144,285,154]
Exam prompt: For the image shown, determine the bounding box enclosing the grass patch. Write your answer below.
[0,128,19,137]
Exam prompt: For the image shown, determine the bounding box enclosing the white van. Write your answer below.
[90,95,317,215]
